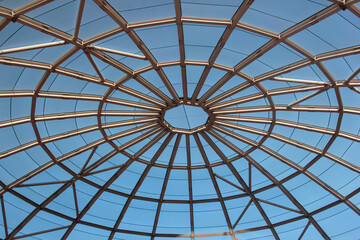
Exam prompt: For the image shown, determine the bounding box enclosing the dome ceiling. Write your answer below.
[0,0,360,239]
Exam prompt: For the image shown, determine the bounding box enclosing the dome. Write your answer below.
[0,0,360,239]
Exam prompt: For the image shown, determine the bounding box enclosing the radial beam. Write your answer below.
[108,133,175,239]
[0,110,160,129]
[204,81,252,107]
[200,131,280,239]
[174,0,188,100]
[117,85,166,107]
[215,115,360,143]
[151,134,182,239]
[0,118,157,159]
[212,124,360,214]
[73,0,85,40]
[348,4,360,18]
[39,90,161,111]
[214,120,360,173]
[93,0,180,104]
[206,129,330,239]
[89,49,173,105]
[193,133,235,239]
[61,160,136,240]
[213,105,360,115]
[190,0,254,103]
[185,134,195,239]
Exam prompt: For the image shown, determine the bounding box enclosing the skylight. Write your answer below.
[0,0,359,240]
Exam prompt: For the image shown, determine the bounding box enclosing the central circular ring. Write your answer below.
[160,101,213,134]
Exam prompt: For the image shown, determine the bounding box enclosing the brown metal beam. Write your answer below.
[212,123,360,215]
[61,160,136,240]
[93,0,180,104]
[190,0,254,103]
[151,134,182,239]
[215,115,360,143]
[88,45,146,60]
[108,132,175,239]
[200,131,280,239]
[12,0,55,17]
[0,118,158,159]
[0,41,67,55]
[298,221,311,240]
[174,0,188,100]
[0,194,8,238]
[232,199,252,229]
[13,225,70,239]
[8,180,76,239]
[193,133,235,239]
[186,134,195,239]
[213,104,360,115]
[206,129,330,239]
[0,110,159,129]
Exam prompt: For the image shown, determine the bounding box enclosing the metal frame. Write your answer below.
[0,0,359,239]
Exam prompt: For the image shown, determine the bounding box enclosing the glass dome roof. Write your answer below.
[0,0,360,239]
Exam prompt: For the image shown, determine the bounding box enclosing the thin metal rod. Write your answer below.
[345,66,360,84]
[298,221,311,240]
[84,51,105,82]
[79,146,98,175]
[256,198,301,213]
[232,199,252,229]
[13,225,71,239]
[17,180,68,188]
[213,173,245,192]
